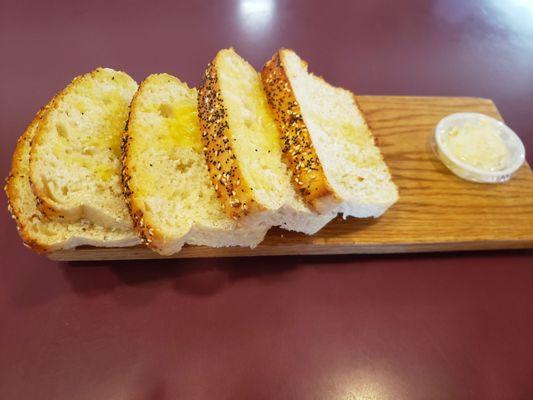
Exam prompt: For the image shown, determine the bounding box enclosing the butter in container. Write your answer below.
[434,113,526,183]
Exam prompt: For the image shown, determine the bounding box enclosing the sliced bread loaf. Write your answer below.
[5,104,139,253]
[261,49,398,217]
[29,68,138,229]
[122,73,268,255]
[197,48,335,233]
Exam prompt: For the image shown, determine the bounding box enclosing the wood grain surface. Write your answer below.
[48,96,533,261]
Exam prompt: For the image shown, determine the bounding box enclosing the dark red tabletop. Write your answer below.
[1,1,533,399]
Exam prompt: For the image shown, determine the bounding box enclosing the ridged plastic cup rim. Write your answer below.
[434,112,526,183]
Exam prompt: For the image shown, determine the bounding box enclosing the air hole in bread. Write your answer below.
[158,103,173,119]
[56,122,68,138]
[61,186,69,196]
[82,147,94,156]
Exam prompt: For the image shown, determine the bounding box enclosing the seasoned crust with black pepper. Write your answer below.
[121,81,154,248]
[261,50,338,210]
[197,60,262,221]
[6,106,55,253]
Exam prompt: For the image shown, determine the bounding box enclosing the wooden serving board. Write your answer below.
[48,96,533,261]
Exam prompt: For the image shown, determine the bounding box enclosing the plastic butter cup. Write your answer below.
[434,112,526,183]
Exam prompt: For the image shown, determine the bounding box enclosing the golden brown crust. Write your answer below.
[261,50,337,210]
[121,134,153,246]
[197,57,261,221]
[5,105,54,253]
[120,77,156,249]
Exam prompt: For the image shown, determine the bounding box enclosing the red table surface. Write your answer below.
[1,1,533,399]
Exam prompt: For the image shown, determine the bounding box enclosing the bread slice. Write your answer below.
[122,73,268,255]
[29,68,138,230]
[261,49,398,217]
[197,48,336,233]
[5,104,139,253]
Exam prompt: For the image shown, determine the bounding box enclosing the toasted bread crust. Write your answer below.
[5,107,53,253]
[261,50,337,210]
[121,78,160,250]
[197,59,261,221]
[121,135,153,246]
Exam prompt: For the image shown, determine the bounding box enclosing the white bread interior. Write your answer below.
[278,49,398,217]
[29,68,138,229]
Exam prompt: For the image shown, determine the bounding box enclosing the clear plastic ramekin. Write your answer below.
[434,112,526,183]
